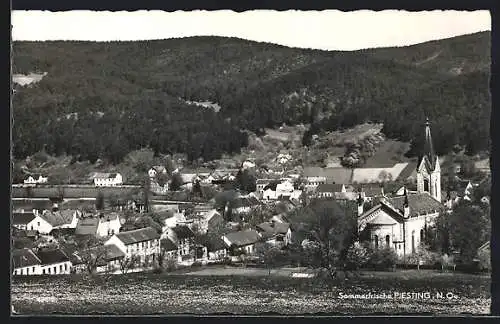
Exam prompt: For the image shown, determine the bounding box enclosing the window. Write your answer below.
[424,179,429,192]
[32,267,35,272]
[21,268,24,275]
[374,235,379,249]
[54,266,57,274]
[420,229,425,243]
[43,269,46,274]
[411,230,416,254]
[385,235,390,247]
[48,268,51,274]
[60,265,63,272]
[64,264,68,271]
[26,268,29,275]
[37,222,40,227]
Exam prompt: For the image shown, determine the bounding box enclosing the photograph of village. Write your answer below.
[10,10,492,315]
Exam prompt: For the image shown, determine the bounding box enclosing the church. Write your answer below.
[357,119,445,259]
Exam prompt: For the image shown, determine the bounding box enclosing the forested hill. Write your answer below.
[12,31,491,164]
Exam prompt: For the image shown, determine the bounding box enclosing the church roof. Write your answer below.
[388,193,445,217]
[419,118,438,172]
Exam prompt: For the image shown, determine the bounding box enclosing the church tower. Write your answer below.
[416,118,441,202]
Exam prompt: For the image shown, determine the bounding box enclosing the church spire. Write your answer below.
[424,117,436,168]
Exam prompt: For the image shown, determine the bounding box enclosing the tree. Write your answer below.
[286,199,358,280]
[235,169,256,193]
[406,244,439,270]
[95,191,105,210]
[170,172,184,191]
[345,242,370,270]
[256,243,287,275]
[118,255,140,274]
[76,237,108,274]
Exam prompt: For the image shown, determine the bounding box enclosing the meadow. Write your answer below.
[11,270,490,315]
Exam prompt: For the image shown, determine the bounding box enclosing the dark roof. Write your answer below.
[100,244,126,262]
[37,248,70,265]
[75,218,99,236]
[41,210,76,227]
[12,248,42,268]
[263,180,281,191]
[197,235,227,252]
[360,184,384,197]
[115,227,160,245]
[160,238,178,252]
[12,212,36,225]
[224,229,261,247]
[256,222,290,239]
[50,228,76,236]
[172,225,195,239]
[388,193,445,217]
[72,244,126,266]
[358,202,405,224]
[317,183,344,193]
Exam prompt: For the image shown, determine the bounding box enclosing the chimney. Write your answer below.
[403,188,410,218]
[357,193,364,216]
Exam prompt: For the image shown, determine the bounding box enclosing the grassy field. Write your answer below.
[11,270,490,315]
[11,186,139,199]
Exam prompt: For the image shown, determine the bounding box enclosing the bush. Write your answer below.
[367,247,398,271]
[192,261,203,268]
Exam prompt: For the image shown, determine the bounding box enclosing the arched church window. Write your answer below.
[424,179,429,192]
[420,229,424,243]
[385,235,390,247]
[374,235,379,249]
[411,230,416,254]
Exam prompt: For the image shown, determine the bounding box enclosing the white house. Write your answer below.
[315,183,347,198]
[13,248,72,276]
[164,225,196,263]
[13,211,55,234]
[91,172,123,187]
[148,165,167,178]
[105,227,161,265]
[223,229,261,255]
[12,248,42,276]
[23,174,48,185]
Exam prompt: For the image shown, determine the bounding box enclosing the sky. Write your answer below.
[11,10,491,51]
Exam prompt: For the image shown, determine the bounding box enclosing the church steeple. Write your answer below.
[416,118,441,202]
[423,118,436,169]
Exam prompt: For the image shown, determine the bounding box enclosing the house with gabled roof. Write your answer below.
[90,172,123,187]
[223,229,261,255]
[256,221,292,247]
[12,248,42,276]
[315,183,346,198]
[12,210,39,231]
[36,248,72,275]
[71,244,126,274]
[104,227,160,266]
[75,213,121,238]
[148,165,167,178]
[23,174,48,185]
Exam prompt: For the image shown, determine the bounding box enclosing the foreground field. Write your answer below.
[11,270,490,315]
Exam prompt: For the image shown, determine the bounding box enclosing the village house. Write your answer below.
[223,229,261,257]
[14,209,80,235]
[12,248,42,276]
[315,183,347,198]
[197,236,228,262]
[72,244,126,274]
[160,238,178,260]
[91,172,123,187]
[37,248,72,275]
[190,209,224,234]
[164,225,199,263]
[256,221,292,248]
[104,227,161,266]
[148,165,167,178]
[357,120,446,259]
[262,179,302,201]
[176,167,213,189]
[75,213,122,238]
[12,210,40,231]
[231,194,262,216]
[23,174,48,185]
